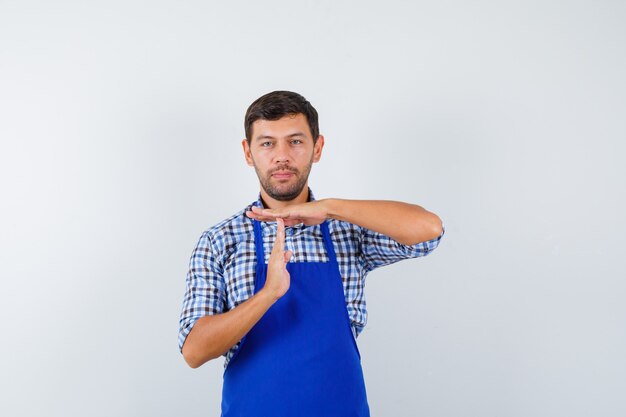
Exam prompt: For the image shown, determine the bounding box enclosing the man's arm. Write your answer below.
[183,289,276,368]
[247,199,443,246]
[326,199,442,245]
[182,219,293,368]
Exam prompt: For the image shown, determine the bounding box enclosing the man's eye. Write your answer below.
[291,139,302,145]
[261,142,272,147]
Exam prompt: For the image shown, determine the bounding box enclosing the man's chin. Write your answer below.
[264,185,306,202]
[269,191,303,201]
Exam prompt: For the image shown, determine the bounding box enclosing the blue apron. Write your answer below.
[221,220,370,417]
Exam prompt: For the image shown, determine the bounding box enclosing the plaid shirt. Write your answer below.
[178,191,444,367]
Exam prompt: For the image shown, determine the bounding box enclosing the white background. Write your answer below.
[1,1,625,416]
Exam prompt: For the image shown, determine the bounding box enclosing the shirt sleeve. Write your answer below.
[359,223,445,273]
[178,231,226,352]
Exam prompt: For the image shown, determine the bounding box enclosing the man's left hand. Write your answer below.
[245,200,329,227]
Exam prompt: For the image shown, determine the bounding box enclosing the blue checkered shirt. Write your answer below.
[178,191,444,367]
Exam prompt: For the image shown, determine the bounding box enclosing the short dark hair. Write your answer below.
[244,91,319,144]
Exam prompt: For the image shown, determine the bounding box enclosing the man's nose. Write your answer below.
[273,141,290,163]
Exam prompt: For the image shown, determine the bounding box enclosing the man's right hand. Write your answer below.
[182,217,294,368]
[263,217,293,301]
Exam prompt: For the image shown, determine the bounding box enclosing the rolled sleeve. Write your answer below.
[360,224,445,272]
[178,231,226,352]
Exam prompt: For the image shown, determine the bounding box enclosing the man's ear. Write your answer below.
[242,139,254,166]
[312,135,325,163]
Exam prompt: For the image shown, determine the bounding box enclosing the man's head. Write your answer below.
[242,91,324,203]
[244,90,319,145]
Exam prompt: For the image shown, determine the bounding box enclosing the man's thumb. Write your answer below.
[284,250,293,263]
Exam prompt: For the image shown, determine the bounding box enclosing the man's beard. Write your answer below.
[256,161,312,202]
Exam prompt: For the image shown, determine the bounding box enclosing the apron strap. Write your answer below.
[253,219,265,264]
[320,221,339,267]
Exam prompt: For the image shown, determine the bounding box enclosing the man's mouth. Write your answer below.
[271,171,295,180]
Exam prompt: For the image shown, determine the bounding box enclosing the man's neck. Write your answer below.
[259,186,310,209]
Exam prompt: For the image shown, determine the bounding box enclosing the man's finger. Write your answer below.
[256,207,292,219]
[252,206,280,216]
[246,211,278,222]
[272,217,285,254]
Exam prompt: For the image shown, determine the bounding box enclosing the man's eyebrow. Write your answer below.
[254,132,307,141]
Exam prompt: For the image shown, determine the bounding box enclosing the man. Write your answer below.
[179,91,444,416]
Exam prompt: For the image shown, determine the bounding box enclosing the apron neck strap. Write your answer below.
[319,221,338,265]
[253,220,265,263]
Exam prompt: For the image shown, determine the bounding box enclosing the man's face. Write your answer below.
[243,113,324,202]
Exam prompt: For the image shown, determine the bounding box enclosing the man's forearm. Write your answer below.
[182,288,277,368]
[324,199,443,245]
[183,219,292,369]
[246,198,443,245]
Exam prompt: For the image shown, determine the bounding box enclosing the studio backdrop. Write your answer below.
[0,1,624,416]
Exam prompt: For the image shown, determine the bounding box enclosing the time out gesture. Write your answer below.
[246,198,443,246]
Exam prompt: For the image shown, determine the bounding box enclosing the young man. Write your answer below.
[179,91,444,416]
